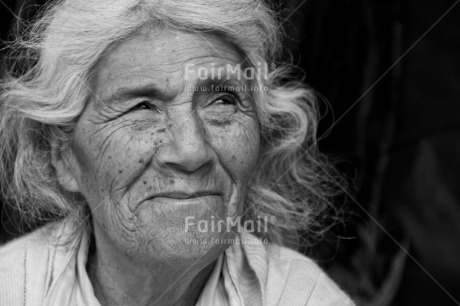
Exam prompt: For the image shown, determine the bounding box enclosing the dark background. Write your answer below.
[1,1,460,305]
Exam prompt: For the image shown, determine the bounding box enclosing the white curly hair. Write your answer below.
[0,0,341,248]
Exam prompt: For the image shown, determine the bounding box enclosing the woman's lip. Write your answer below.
[150,195,223,206]
[134,193,223,211]
[152,192,221,199]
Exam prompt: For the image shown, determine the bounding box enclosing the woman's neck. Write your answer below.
[86,233,217,306]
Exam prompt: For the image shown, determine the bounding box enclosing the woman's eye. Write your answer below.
[211,94,238,106]
[131,101,156,111]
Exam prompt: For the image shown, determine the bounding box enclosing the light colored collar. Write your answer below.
[197,233,266,306]
[44,229,264,306]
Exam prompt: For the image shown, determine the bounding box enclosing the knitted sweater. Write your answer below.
[0,221,355,305]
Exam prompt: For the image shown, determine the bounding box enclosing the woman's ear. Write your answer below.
[51,144,81,193]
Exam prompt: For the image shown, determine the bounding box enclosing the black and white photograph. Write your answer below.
[1,1,459,305]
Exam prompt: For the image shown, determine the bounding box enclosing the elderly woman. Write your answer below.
[0,0,355,305]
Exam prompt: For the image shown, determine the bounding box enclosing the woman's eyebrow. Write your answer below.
[195,74,253,89]
[100,82,175,104]
[192,77,255,103]
[99,71,254,105]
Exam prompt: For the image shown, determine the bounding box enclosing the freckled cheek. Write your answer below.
[74,126,168,199]
[105,135,166,179]
[209,121,260,181]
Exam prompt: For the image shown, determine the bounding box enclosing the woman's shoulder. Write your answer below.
[0,221,72,258]
[0,221,77,305]
[0,226,53,274]
[267,244,355,305]
[236,233,356,305]
[1,225,47,250]
[0,226,52,304]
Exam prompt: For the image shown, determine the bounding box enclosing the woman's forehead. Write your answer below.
[92,28,245,96]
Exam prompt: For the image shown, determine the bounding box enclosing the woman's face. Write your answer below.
[60,28,260,266]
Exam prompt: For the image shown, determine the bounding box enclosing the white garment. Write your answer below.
[0,221,355,305]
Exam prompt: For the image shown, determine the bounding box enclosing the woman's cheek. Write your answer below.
[225,120,259,178]
[205,117,259,215]
[207,117,259,173]
[75,120,167,206]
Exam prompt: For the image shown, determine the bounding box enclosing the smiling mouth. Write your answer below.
[153,192,221,199]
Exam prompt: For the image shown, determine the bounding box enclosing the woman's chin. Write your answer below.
[109,196,234,265]
[127,230,235,267]
[134,195,226,223]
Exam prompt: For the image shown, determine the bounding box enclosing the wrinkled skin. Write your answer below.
[53,28,260,306]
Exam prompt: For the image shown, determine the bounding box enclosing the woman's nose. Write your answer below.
[157,111,214,173]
